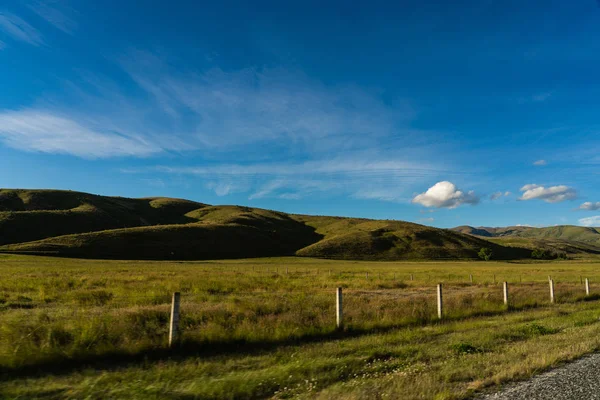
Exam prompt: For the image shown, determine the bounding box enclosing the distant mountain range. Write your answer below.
[451,225,600,256]
[0,189,597,260]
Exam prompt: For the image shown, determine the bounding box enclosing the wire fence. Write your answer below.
[1,276,599,374]
[2,278,597,327]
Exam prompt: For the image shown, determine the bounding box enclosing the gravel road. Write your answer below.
[479,353,600,399]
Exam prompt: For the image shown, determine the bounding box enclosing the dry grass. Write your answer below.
[2,255,600,399]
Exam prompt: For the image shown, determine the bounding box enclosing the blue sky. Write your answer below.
[1,0,600,228]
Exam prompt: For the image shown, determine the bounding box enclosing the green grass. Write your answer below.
[3,255,600,398]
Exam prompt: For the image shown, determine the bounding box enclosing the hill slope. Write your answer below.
[451,225,600,256]
[0,189,535,261]
[295,216,528,260]
[0,189,205,245]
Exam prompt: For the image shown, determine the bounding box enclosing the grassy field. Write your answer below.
[3,255,600,399]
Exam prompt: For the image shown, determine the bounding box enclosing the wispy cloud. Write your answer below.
[490,192,502,200]
[27,0,78,34]
[579,216,600,227]
[578,202,600,211]
[206,182,237,197]
[533,159,547,166]
[519,184,577,203]
[153,159,441,177]
[490,191,511,200]
[412,181,479,209]
[141,178,166,188]
[117,51,414,151]
[353,189,411,202]
[2,51,427,159]
[532,92,552,102]
[279,193,301,200]
[0,48,460,203]
[0,11,44,46]
[0,109,161,158]
[124,157,455,201]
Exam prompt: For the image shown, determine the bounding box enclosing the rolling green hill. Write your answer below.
[0,188,552,261]
[294,216,528,260]
[0,189,205,245]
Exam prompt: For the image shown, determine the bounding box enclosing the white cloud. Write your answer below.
[417,217,435,224]
[579,216,600,227]
[0,11,44,46]
[519,184,576,203]
[533,159,547,166]
[27,0,78,34]
[504,191,511,196]
[578,202,600,211]
[0,109,161,158]
[412,181,479,209]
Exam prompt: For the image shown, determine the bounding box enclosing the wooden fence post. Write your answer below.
[169,292,180,347]
[585,278,590,296]
[469,274,473,283]
[336,287,343,329]
[437,283,443,320]
[503,282,509,306]
[549,279,555,304]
